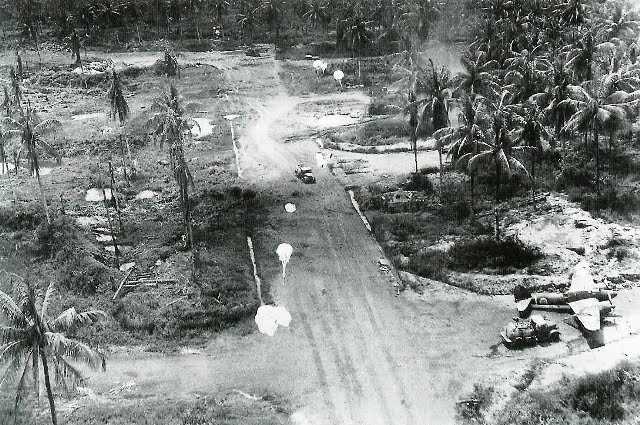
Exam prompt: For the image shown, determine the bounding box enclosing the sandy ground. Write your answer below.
[6,45,640,424]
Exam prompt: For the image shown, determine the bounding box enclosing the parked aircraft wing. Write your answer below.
[568,298,602,331]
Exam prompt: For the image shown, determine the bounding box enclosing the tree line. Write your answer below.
[402,0,640,234]
[0,0,463,50]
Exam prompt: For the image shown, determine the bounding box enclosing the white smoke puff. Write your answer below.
[333,70,344,81]
[285,203,297,213]
[312,59,323,70]
[255,305,279,337]
[276,243,294,285]
[274,306,292,327]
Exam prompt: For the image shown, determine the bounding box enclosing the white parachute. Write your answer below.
[333,69,344,87]
[255,304,292,337]
[276,243,294,284]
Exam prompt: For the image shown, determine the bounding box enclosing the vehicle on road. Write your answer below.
[501,315,560,348]
[295,165,316,184]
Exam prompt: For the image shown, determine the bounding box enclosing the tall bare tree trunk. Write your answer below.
[40,350,58,425]
[438,148,444,188]
[109,161,124,233]
[35,168,51,224]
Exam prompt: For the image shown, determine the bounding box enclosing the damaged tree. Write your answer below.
[147,85,197,249]
[108,69,134,183]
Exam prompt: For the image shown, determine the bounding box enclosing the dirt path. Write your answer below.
[80,46,640,425]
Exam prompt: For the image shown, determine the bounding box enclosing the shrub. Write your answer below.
[570,368,627,420]
[404,172,434,193]
[408,250,449,281]
[456,384,494,424]
[0,202,43,231]
[448,236,542,272]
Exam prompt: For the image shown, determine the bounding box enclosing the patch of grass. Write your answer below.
[4,394,290,425]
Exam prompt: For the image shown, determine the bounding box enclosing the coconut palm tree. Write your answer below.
[405,59,454,179]
[256,0,284,39]
[2,106,61,224]
[147,85,198,249]
[210,0,229,39]
[108,70,129,125]
[0,277,106,425]
[453,49,500,99]
[560,74,639,196]
[108,69,134,182]
[458,118,533,239]
[433,94,492,214]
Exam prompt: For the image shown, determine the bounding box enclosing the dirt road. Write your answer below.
[82,46,640,424]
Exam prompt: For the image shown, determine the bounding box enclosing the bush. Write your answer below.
[0,202,43,231]
[456,384,494,424]
[448,236,542,272]
[404,173,434,193]
[408,250,449,281]
[439,180,471,221]
[570,369,627,420]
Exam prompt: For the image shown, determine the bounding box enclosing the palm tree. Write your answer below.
[147,85,198,249]
[503,47,550,104]
[108,70,129,125]
[560,75,638,196]
[211,0,230,39]
[108,70,133,181]
[2,106,61,224]
[338,7,373,59]
[597,1,638,44]
[303,0,329,30]
[406,59,454,180]
[0,278,106,425]
[256,0,284,39]
[433,94,492,214]
[513,104,548,180]
[453,50,500,99]
[458,119,532,239]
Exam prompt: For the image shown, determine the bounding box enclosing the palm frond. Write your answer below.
[40,282,55,320]
[508,157,531,178]
[52,355,85,390]
[33,119,62,135]
[13,350,32,416]
[496,148,510,173]
[45,332,105,371]
[467,151,494,173]
[566,84,591,102]
[50,308,106,333]
[0,290,25,325]
[0,326,26,344]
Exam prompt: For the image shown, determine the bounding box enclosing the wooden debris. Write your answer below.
[112,267,135,300]
[126,278,177,285]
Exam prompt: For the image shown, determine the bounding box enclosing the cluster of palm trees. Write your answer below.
[2,0,447,51]
[406,0,640,224]
[1,62,62,225]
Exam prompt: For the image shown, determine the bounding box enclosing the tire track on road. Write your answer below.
[325,208,417,425]
[316,213,407,425]
[292,285,343,425]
